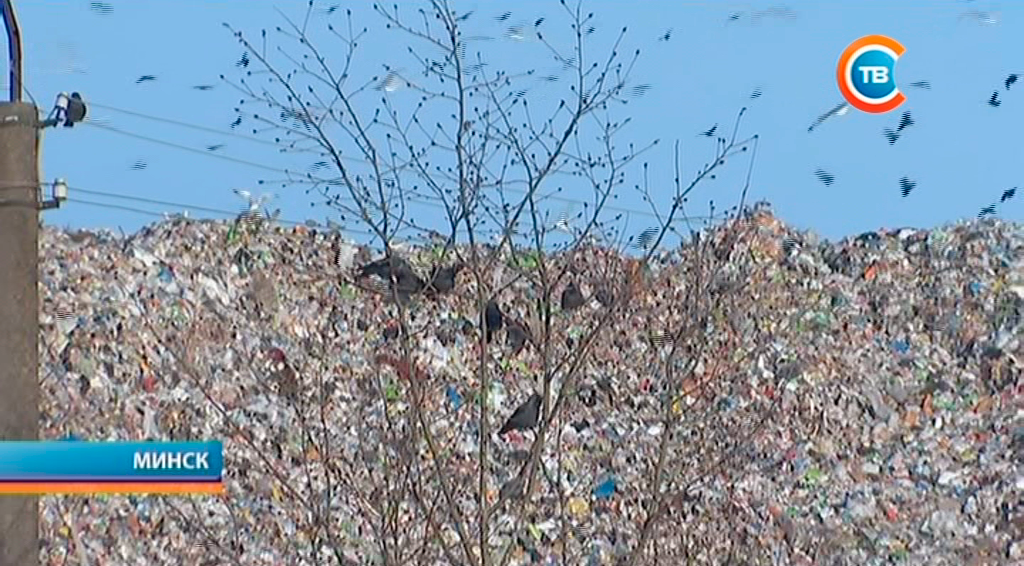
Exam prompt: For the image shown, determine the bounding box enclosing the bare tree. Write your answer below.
[131,2,777,565]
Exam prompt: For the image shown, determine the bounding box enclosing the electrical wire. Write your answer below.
[83,121,300,175]
[62,188,378,237]
[81,100,709,225]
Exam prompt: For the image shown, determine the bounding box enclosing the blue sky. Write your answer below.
[8,0,1023,242]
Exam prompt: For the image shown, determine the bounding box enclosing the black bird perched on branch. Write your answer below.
[498,393,543,435]
[426,263,464,295]
[357,256,424,297]
[65,92,86,127]
[485,299,504,343]
[594,287,614,308]
[506,320,532,355]
[561,282,586,311]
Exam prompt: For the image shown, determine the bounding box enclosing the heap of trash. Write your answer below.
[37,208,1024,565]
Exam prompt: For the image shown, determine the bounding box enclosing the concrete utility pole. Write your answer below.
[0,0,41,564]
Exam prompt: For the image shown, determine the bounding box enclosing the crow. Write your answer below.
[594,287,614,308]
[561,282,586,311]
[899,177,916,197]
[485,299,504,342]
[895,111,914,132]
[65,92,86,127]
[506,321,531,355]
[426,263,464,295]
[814,168,835,187]
[1006,74,1019,90]
[498,393,543,435]
[988,90,1002,107]
[1001,187,1017,202]
[357,256,424,297]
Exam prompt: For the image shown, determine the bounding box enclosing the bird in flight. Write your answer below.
[988,91,1001,107]
[698,124,718,137]
[808,101,849,132]
[1006,74,1019,90]
[1001,187,1017,202]
[909,80,932,90]
[89,2,113,15]
[978,204,997,218]
[895,111,914,132]
[136,75,157,84]
[899,177,916,197]
[883,128,901,146]
[206,144,225,152]
[192,85,214,91]
[658,28,672,42]
[236,52,250,68]
[814,168,835,187]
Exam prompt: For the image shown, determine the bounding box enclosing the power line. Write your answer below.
[88,101,284,148]
[84,121,301,176]
[62,188,378,237]
[80,100,692,224]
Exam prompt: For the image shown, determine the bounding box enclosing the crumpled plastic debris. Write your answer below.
[36,213,1024,565]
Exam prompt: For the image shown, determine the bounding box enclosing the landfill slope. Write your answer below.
[38,213,1024,565]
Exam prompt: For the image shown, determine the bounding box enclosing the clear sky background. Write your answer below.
[7,0,1023,243]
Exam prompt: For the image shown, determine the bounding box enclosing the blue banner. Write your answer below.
[0,441,223,482]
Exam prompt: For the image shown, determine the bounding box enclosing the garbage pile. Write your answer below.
[37,210,1024,565]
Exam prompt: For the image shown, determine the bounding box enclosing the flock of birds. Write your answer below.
[350,252,600,436]
[75,1,1021,238]
[807,70,1020,219]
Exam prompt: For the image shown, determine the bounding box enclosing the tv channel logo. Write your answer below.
[837,35,906,114]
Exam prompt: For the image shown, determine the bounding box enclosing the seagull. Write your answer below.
[699,124,718,137]
[232,189,275,216]
[375,71,408,92]
[808,101,849,132]
[552,211,573,234]
[988,90,1002,107]
[814,168,835,187]
[899,177,916,197]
